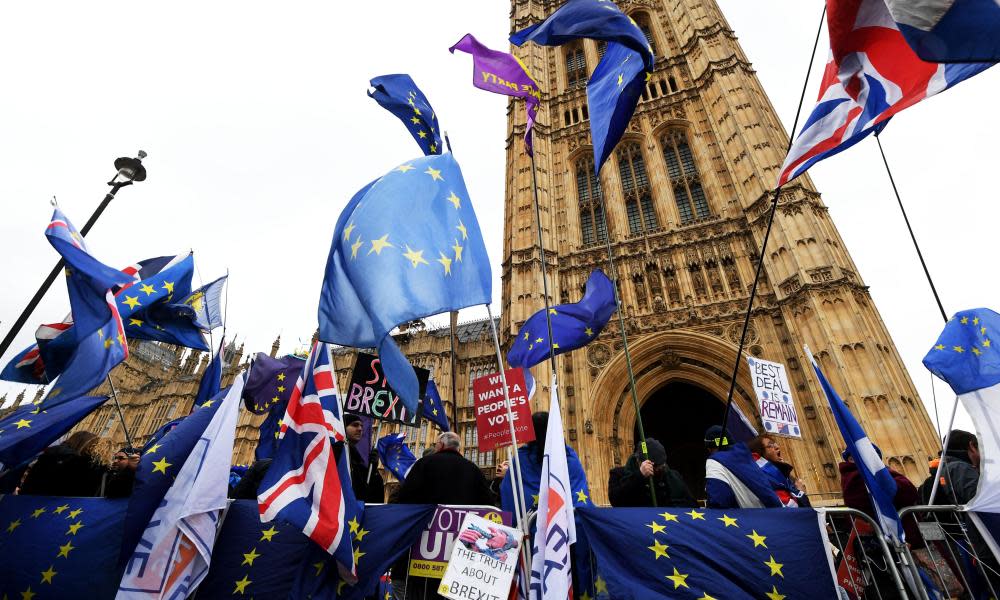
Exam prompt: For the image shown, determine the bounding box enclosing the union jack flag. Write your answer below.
[777,0,992,187]
[257,341,360,579]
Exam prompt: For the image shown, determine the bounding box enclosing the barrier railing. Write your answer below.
[822,507,910,600]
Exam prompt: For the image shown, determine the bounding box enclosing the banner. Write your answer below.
[345,352,428,426]
[438,513,522,600]
[472,368,535,451]
[747,356,800,438]
[409,505,512,579]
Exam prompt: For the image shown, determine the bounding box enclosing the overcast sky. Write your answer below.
[0,1,995,435]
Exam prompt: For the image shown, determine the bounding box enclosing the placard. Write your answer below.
[747,356,801,438]
[408,505,512,579]
[438,513,522,600]
[345,352,428,426]
[472,368,535,452]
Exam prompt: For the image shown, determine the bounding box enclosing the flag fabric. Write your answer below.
[508,269,616,370]
[422,379,450,432]
[170,274,227,331]
[449,33,541,154]
[777,0,993,187]
[808,346,905,542]
[0,496,128,599]
[885,0,1000,63]
[117,378,243,599]
[141,416,184,454]
[923,308,1000,512]
[0,395,108,473]
[725,401,759,445]
[318,152,492,414]
[369,74,442,155]
[510,0,654,172]
[41,209,132,405]
[118,253,209,351]
[257,342,360,578]
[242,352,307,461]
[114,254,191,321]
[192,337,224,412]
[376,432,416,481]
[575,506,839,599]
[0,317,74,384]
[500,442,590,516]
[529,377,577,600]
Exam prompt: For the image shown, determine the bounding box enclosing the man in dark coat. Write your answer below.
[345,414,384,504]
[104,446,141,498]
[608,438,696,507]
[920,429,980,505]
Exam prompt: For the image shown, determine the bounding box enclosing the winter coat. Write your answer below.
[705,443,783,509]
[394,448,493,507]
[348,443,385,504]
[918,449,980,506]
[231,458,273,500]
[751,453,810,508]
[840,461,924,548]
[19,445,105,497]
[608,455,697,508]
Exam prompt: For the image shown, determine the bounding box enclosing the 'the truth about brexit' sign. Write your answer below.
[345,352,428,426]
[408,505,512,579]
[747,356,801,438]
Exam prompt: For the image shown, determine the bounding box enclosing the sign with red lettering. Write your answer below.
[472,369,534,452]
[747,356,801,438]
[345,352,428,426]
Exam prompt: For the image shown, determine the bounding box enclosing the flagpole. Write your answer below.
[527,151,559,378]
[449,310,460,436]
[719,5,827,440]
[367,419,384,485]
[106,372,136,450]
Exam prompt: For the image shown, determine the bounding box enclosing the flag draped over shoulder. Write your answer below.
[117,379,243,599]
[257,342,359,578]
[884,0,1000,63]
[0,395,108,473]
[242,352,307,460]
[422,379,450,432]
[117,253,209,351]
[449,33,540,154]
[510,0,654,172]
[575,506,839,599]
[318,153,492,414]
[41,209,132,405]
[808,347,904,543]
[508,269,616,370]
[369,74,442,155]
[777,0,993,187]
[923,308,1000,512]
[501,441,591,516]
[0,496,128,599]
[376,432,416,481]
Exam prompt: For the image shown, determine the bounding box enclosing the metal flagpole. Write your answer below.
[105,373,136,450]
[367,419,384,485]
[449,310,460,435]
[719,5,827,438]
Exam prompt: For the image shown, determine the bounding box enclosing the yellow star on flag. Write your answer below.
[21,586,36,600]
[343,222,356,241]
[260,526,278,541]
[348,517,361,535]
[31,508,46,519]
[353,547,366,562]
[201,400,214,408]
[961,316,969,324]
[122,296,141,310]
[647,539,670,559]
[277,385,285,393]
[585,327,594,336]
[350,236,363,259]
[129,318,143,327]
[747,530,767,548]
[368,234,394,256]
[765,586,786,600]
[659,512,679,522]
[954,346,965,353]
[576,489,588,503]
[313,560,324,575]
[764,555,784,577]
[425,166,443,181]
[242,548,261,566]
[429,143,438,153]
[66,522,83,535]
[67,508,82,520]
[233,575,251,595]
[163,281,174,294]
[409,116,420,124]
[40,566,57,584]
[666,567,689,589]
[646,521,666,534]
[595,577,608,594]
[146,443,161,455]
[397,164,415,173]
[532,494,539,507]
[7,518,21,533]
[686,509,705,520]
[417,130,428,139]
[718,514,738,527]
[151,457,171,474]
[356,527,370,542]
[57,541,74,558]
[14,419,31,429]
[974,317,980,325]
[413,107,422,116]
[402,245,429,268]
[139,283,156,296]
[104,338,114,349]
[617,73,624,86]
[973,347,982,356]
[53,504,69,514]
[456,221,468,240]
[277,373,286,381]
[446,191,461,209]
[452,239,464,262]
[985,339,993,348]
[437,252,453,275]
[934,344,945,350]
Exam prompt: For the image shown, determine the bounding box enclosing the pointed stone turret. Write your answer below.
[270,335,281,358]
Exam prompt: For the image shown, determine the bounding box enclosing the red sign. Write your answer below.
[472,369,535,452]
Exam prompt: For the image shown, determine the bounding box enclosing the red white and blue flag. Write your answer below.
[777,0,992,187]
[257,341,359,580]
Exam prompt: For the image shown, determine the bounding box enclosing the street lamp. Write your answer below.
[0,151,149,362]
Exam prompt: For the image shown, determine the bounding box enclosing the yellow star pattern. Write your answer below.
[576,489,589,503]
[647,539,670,559]
[595,577,608,594]
[659,512,679,523]
[429,143,438,153]
[446,191,461,209]
[260,526,278,542]
[21,586,36,600]
[14,419,31,429]
[934,344,945,350]
[53,504,69,515]
[409,116,420,124]
[163,281,174,294]
[343,222,356,241]
[718,514,738,528]
[57,541,75,558]
[986,339,993,348]
[617,73,624,86]
[7,518,22,533]
[123,296,141,310]
[764,555,784,577]
[765,586,786,600]
[353,547,366,563]
[747,530,768,548]
[31,508,46,519]
[436,252,453,275]
[961,316,969,324]
[368,234,394,256]
[417,130,427,139]
[954,346,965,353]
[152,457,171,474]
[349,235,363,259]
[242,547,261,566]
[452,239,464,262]
[348,517,361,535]
[146,443,161,455]
[233,574,251,595]
[402,245,429,268]
[646,521,666,534]
[67,508,82,520]
[585,327,594,336]
[129,318,143,327]
[277,373,286,381]
[313,560,325,575]
[424,166,443,181]
[355,527,370,542]
[66,522,83,535]
[666,567,690,589]
[686,510,705,520]
[456,220,468,240]
[138,283,156,296]
[397,164,415,173]
[40,566,56,584]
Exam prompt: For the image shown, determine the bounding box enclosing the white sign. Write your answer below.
[438,513,522,600]
[747,357,801,438]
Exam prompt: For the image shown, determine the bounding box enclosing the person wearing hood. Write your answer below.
[919,429,980,505]
[748,435,810,507]
[344,413,384,504]
[608,437,696,507]
[704,425,783,509]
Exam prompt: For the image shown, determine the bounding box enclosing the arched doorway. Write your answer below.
[633,382,724,499]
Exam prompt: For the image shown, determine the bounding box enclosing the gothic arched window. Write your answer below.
[566,45,587,90]
[576,156,608,246]
[661,130,711,224]
[617,143,658,234]
[632,13,657,56]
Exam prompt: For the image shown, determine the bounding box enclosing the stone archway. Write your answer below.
[586,330,759,504]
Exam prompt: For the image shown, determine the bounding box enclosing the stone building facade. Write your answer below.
[2,0,940,506]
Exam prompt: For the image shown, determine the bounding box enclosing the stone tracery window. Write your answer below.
[661,130,711,224]
[576,156,608,246]
[618,143,658,235]
[632,13,657,56]
[566,44,587,90]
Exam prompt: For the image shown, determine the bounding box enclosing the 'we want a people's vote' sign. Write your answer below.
[747,357,801,438]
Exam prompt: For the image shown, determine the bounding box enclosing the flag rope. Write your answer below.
[719,4,828,440]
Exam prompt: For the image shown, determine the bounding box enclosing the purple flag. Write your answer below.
[450,33,540,154]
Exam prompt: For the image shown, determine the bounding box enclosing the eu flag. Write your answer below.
[500,444,591,515]
[510,0,654,172]
[923,308,1000,395]
[318,153,492,413]
[369,74,442,156]
[241,352,306,460]
[575,506,838,599]
[192,337,225,412]
[118,253,209,351]
[0,395,108,472]
[0,496,128,599]
[422,379,450,432]
[508,269,616,370]
[170,274,227,331]
[376,432,416,481]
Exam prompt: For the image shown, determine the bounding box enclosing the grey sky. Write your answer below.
[0,1,995,436]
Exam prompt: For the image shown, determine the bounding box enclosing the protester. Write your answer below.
[344,413,384,503]
[391,432,493,600]
[103,446,141,498]
[919,430,979,505]
[231,458,272,500]
[18,431,106,497]
[608,438,696,507]
[704,425,782,509]
[839,445,923,544]
[748,434,809,507]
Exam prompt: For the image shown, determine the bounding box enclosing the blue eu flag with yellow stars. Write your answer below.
[422,379,450,432]
[369,74,443,156]
[0,495,128,599]
[575,506,838,599]
[0,395,108,473]
[170,274,227,331]
[508,269,616,370]
[924,308,1000,395]
[118,253,210,351]
[510,0,654,172]
[241,352,307,460]
[376,432,416,481]
[318,152,492,414]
